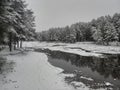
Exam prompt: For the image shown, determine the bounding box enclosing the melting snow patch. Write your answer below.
[62,74,75,77]
[105,82,113,86]
[80,76,94,81]
[71,81,89,90]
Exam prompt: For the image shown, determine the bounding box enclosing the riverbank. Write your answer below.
[67,42,120,55]
[36,48,119,90]
[23,41,120,57]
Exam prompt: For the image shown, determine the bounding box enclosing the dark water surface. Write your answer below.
[36,48,120,90]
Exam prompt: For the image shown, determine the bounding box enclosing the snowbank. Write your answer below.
[23,41,120,56]
[42,46,103,57]
[67,42,120,55]
[23,41,103,57]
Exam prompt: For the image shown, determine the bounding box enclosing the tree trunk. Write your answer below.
[14,43,16,50]
[9,32,12,52]
[17,41,19,48]
[20,39,22,48]
[9,43,12,52]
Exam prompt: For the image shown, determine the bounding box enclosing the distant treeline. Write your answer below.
[38,13,120,45]
[0,0,37,51]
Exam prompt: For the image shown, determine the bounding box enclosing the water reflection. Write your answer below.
[36,48,120,89]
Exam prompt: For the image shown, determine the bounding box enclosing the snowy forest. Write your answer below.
[38,13,120,45]
[0,0,120,51]
[0,0,37,51]
[1,0,120,90]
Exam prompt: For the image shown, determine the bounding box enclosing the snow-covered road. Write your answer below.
[0,51,89,90]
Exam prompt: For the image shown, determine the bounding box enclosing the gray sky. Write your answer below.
[25,0,120,32]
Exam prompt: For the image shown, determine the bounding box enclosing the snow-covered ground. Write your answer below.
[0,41,117,90]
[67,42,120,54]
[23,42,102,57]
[23,41,120,57]
[0,48,25,56]
[0,51,89,90]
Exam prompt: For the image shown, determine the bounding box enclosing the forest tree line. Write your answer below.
[0,0,37,51]
[38,13,120,45]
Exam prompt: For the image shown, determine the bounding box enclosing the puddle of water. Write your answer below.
[36,48,120,90]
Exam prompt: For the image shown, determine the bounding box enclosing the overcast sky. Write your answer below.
[25,0,120,32]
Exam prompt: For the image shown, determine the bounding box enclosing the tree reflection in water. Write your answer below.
[36,49,120,89]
